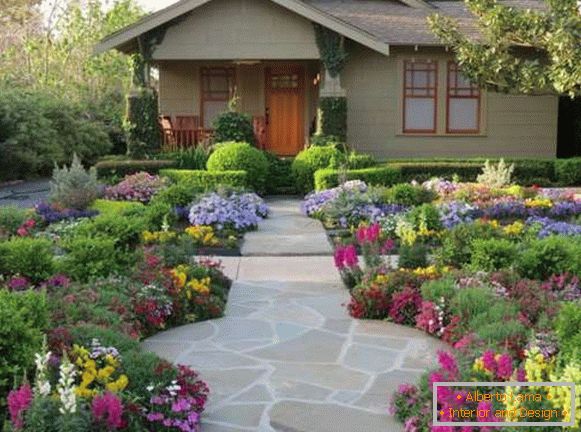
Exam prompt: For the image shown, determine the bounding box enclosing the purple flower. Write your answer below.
[188,192,268,231]
[438,201,480,228]
[7,276,30,291]
[105,172,167,203]
[35,202,98,224]
[526,216,581,238]
[146,412,164,422]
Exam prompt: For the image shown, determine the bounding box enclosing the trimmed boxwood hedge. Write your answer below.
[95,159,177,178]
[554,158,581,186]
[315,166,402,190]
[159,169,248,190]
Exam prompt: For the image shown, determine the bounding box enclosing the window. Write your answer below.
[201,67,235,128]
[446,62,480,133]
[271,74,300,89]
[403,60,438,133]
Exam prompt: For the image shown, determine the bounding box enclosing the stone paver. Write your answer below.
[0,178,50,208]
[143,198,446,431]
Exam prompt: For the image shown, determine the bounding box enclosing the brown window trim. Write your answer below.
[200,67,236,128]
[402,60,438,134]
[446,61,481,134]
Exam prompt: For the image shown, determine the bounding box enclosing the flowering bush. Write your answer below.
[145,365,209,432]
[105,172,168,203]
[188,192,268,232]
[35,202,98,224]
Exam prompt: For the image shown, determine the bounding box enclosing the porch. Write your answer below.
[157,60,321,156]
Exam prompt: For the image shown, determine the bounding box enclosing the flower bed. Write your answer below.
[0,173,269,431]
[304,178,581,430]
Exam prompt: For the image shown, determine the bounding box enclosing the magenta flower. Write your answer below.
[481,350,497,373]
[92,392,124,430]
[7,276,30,291]
[437,351,459,377]
[8,384,33,430]
[356,223,381,244]
[496,353,513,380]
[334,245,359,270]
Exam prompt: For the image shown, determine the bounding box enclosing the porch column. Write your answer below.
[316,68,347,141]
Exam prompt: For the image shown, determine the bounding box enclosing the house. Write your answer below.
[95,0,559,159]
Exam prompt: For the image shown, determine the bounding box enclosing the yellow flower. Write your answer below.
[473,358,486,373]
[186,277,211,296]
[374,274,390,285]
[97,366,116,381]
[185,225,219,246]
[525,198,553,208]
[171,269,187,289]
[105,374,128,393]
[503,221,525,236]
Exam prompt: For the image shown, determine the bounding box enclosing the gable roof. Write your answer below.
[95,0,547,55]
[95,0,392,56]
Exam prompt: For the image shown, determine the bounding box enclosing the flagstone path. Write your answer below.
[142,198,446,432]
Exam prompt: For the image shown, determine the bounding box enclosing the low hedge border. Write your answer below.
[159,169,248,190]
[314,158,581,190]
[315,166,402,190]
[95,159,177,178]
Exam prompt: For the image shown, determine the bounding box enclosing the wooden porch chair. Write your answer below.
[253,116,268,150]
[174,115,200,148]
[159,116,177,151]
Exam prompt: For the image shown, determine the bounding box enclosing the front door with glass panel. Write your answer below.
[265,66,305,156]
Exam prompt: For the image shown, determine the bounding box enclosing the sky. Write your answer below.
[136,0,177,13]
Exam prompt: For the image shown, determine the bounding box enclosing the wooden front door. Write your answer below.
[265,66,305,156]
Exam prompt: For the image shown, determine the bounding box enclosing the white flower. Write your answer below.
[34,343,52,397]
[57,355,77,414]
[147,385,154,392]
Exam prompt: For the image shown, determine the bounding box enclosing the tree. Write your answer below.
[428,0,581,97]
[0,0,144,101]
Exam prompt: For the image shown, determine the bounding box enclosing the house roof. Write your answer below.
[305,0,546,46]
[95,0,546,56]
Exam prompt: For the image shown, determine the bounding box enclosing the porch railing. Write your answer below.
[159,115,268,152]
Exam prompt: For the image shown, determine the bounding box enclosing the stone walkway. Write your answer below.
[143,198,445,432]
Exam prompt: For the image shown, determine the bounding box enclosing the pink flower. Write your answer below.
[496,353,513,380]
[416,301,440,335]
[7,277,29,291]
[23,219,36,229]
[356,223,381,244]
[437,351,459,377]
[16,227,28,237]
[334,245,358,270]
[92,392,124,430]
[482,350,497,373]
[8,384,33,429]
[428,372,444,386]
[516,367,527,382]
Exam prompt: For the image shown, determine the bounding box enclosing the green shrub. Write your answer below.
[74,213,146,250]
[383,184,436,206]
[49,154,100,210]
[347,152,376,169]
[554,303,581,362]
[0,237,54,281]
[554,158,581,186]
[207,142,268,192]
[398,243,429,269]
[95,159,177,179]
[264,152,295,194]
[469,238,518,272]
[58,235,124,281]
[141,201,176,231]
[517,236,581,279]
[292,145,344,193]
[0,89,111,181]
[160,169,248,190]
[390,162,482,183]
[450,286,495,321]
[437,222,499,267]
[314,166,401,191]
[510,159,556,186]
[318,97,347,140]
[213,112,255,144]
[150,183,200,208]
[89,199,144,217]
[469,301,527,347]
[421,277,457,303]
[309,135,343,147]
[126,87,160,157]
[407,204,442,232]
[0,289,48,408]
[0,206,28,235]
[162,147,209,170]
[70,324,140,354]
[122,350,177,399]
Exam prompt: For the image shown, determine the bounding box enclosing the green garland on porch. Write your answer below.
[313,24,348,78]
